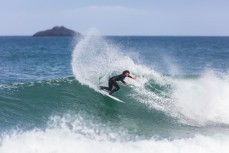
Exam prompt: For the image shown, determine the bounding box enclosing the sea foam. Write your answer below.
[0,115,229,153]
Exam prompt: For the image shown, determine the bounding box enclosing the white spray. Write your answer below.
[71,31,229,126]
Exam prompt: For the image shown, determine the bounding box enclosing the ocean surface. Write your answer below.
[1,33,229,152]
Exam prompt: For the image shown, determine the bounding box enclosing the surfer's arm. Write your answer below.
[121,80,128,86]
[128,75,136,80]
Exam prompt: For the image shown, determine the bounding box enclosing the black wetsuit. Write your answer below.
[101,74,132,95]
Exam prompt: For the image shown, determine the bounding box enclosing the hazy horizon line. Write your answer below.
[1,35,229,37]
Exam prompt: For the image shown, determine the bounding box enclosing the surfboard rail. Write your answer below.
[99,90,125,103]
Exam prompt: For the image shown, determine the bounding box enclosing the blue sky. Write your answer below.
[1,0,229,36]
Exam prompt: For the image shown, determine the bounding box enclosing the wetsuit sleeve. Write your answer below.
[121,75,132,84]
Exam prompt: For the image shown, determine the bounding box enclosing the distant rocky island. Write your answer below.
[32,26,81,37]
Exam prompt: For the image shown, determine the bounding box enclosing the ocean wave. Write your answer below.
[71,32,229,126]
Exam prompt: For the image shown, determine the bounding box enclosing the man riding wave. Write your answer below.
[100,70,136,95]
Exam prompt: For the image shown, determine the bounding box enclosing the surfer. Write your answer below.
[100,70,136,95]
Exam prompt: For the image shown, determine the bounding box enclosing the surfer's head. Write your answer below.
[123,70,130,77]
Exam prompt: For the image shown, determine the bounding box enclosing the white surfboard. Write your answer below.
[99,90,125,103]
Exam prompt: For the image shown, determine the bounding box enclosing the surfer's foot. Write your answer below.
[100,86,104,90]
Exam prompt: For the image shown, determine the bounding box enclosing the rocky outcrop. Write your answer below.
[33,26,81,37]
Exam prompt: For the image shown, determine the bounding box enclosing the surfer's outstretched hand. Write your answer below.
[132,77,137,80]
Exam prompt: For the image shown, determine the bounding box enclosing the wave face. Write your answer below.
[1,35,229,152]
[0,77,178,136]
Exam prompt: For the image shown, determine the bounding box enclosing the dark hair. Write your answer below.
[122,70,130,75]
